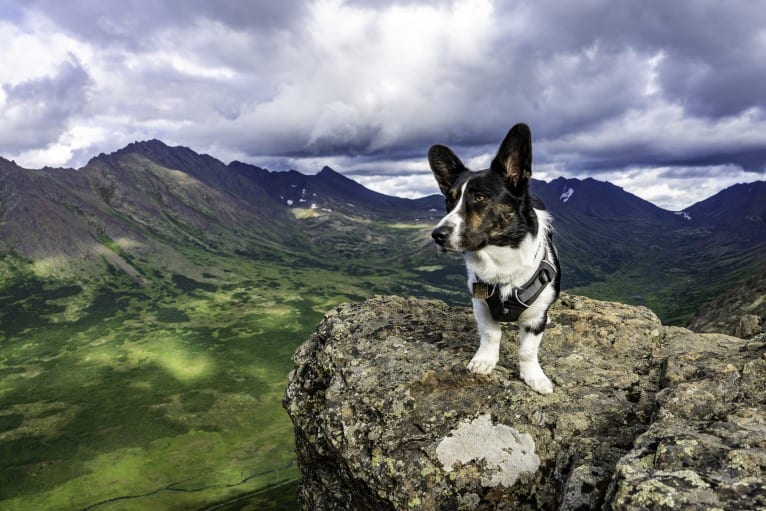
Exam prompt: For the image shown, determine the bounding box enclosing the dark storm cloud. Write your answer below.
[2,0,765,208]
[508,1,766,119]
[20,0,309,47]
[231,0,766,176]
[638,5,766,118]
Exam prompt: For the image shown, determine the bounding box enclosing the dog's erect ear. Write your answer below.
[492,123,532,192]
[428,144,467,195]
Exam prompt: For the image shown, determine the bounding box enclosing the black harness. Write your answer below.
[471,259,557,322]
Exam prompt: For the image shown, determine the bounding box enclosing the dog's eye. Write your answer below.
[473,193,486,203]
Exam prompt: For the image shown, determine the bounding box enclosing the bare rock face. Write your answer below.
[284,294,766,510]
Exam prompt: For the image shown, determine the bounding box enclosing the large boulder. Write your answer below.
[284,294,766,510]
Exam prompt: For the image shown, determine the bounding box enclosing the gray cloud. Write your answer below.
[2,0,765,209]
[0,57,91,152]
[20,0,309,48]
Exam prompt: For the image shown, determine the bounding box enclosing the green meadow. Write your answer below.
[0,219,463,510]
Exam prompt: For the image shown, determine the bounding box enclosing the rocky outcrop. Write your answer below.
[284,294,766,510]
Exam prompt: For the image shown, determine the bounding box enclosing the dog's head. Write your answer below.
[429,123,537,252]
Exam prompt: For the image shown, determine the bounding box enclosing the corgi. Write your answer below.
[429,123,561,394]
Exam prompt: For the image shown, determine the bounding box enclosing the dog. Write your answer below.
[428,123,561,394]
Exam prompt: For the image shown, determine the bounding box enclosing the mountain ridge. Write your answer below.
[7,138,759,218]
[537,176,682,223]
[1,138,765,324]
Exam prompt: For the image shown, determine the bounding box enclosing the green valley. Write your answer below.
[0,215,462,510]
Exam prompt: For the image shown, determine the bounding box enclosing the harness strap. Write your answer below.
[472,260,557,322]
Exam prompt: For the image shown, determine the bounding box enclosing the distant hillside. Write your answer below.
[529,176,766,323]
[1,140,765,324]
[683,181,766,244]
[687,269,766,337]
[0,145,293,281]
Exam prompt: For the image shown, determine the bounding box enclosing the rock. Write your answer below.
[606,329,766,510]
[734,314,763,339]
[284,294,766,510]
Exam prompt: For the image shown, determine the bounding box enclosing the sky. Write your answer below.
[1,0,765,210]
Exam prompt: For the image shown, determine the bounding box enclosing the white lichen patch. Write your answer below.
[436,414,540,487]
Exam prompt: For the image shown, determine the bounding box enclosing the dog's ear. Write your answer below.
[428,145,467,195]
[492,123,532,193]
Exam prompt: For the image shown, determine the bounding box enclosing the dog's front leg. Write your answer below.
[518,317,553,394]
[467,298,502,375]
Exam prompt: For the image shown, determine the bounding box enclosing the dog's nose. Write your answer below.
[431,225,451,246]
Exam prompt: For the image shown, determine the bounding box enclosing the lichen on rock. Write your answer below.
[284,293,766,510]
[435,414,540,487]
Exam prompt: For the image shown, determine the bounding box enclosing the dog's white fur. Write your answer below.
[434,181,468,249]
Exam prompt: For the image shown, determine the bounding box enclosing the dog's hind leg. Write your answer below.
[518,316,553,394]
[467,298,502,375]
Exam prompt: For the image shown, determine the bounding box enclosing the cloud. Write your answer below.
[18,0,309,48]
[540,103,766,172]
[0,0,765,210]
[0,56,91,153]
[599,164,764,211]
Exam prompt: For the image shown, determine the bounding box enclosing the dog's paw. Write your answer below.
[520,365,553,394]
[467,353,498,375]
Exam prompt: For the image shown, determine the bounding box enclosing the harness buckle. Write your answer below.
[472,282,491,299]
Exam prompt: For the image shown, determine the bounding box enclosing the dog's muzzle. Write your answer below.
[431,225,452,246]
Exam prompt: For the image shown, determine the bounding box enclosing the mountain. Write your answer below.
[521,177,685,300]
[0,143,296,282]
[683,181,766,244]
[533,177,680,223]
[0,140,458,308]
[525,176,766,322]
[227,161,443,218]
[1,139,765,322]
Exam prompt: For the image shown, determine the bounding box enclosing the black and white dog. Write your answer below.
[429,123,561,394]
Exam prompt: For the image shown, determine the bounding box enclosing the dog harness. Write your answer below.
[471,259,557,322]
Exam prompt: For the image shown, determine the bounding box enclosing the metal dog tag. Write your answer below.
[472,283,490,299]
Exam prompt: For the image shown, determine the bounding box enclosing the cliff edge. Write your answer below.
[284,294,766,510]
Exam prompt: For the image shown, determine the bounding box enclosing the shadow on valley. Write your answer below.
[0,262,326,510]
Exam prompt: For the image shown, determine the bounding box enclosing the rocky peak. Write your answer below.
[284,294,766,510]
[317,165,342,178]
[0,156,19,169]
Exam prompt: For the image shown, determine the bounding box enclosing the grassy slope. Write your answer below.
[0,213,463,511]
